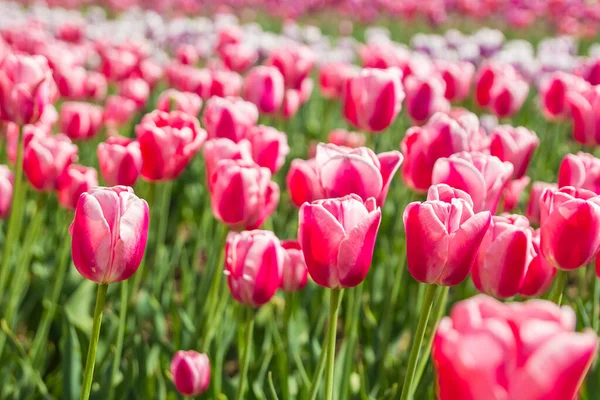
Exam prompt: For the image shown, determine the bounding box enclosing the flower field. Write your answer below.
[1,1,600,399]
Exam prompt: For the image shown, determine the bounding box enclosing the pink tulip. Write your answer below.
[156,89,202,116]
[327,129,366,148]
[315,143,403,206]
[266,46,315,90]
[246,125,290,174]
[520,229,557,297]
[0,165,14,218]
[343,67,405,133]
[280,240,309,292]
[175,44,199,66]
[216,25,242,54]
[209,69,243,98]
[0,54,58,125]
[243,66,285,114]
[170,351,210,396]
[59,102,104,140]
[85,71,108,101]
[404,73,450,124]
[489,125,539,179]
[57,165,99,211]
[69,186,149,284]
[209,159,279,230]
[432,151,514,213]
[136,110,207,181]
[401,111,486,193]
[103,95,138,128]
[219,43,258,73]
[526,181,558,225]
[203,137,252,182]
[558,152,600,194]
[5,122,51,165]
[224,230,283,307]
[540,186,600,270]
[475,62,503,107]
[54,67,87,100]
[119,78,150,109]
[502,176,531,212]
[202,96,258,142]
[166,63,212,99]
[488,76,529,118]
[286,158,325,207]
[97,137,143,187]
[435,60,475,102]
[319,62,359,100]
[298,194,381,288]
[434,295,598,400]
[540,72,589,120]
[565,86,600,146]
[404,184,491,286]
[24,134,78,191]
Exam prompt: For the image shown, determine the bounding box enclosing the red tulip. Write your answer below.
[502,176,531,212]
[202,96,258,142]
[526,181,557,225]
[0,165,14,219]
[327,129,366,148]
[266,46,315,90]
[103,95,138,128]
[209,159,279,230]
[404,184,491,286]
[224,230,283,307]
[23,134,78,191]
[0,54,58,125]
[59,102,104,140]
[170,351,210,396]
[286,158,325,207]
[435,59,475,102]
[57,165,99,211]
[247,125,290,174]
[298,194,381,289]
[475,62,503,107]
[434,295,598,400]
[401,111,486,193]
[280,240,308,292]
[319,62,359,100]
[343,67,405,133]
[315,143,403,206]
[69,186,149,284]
[119,77,150,109]
[489,125,538,179]
[136,110,207,181]
[156,89,202,116]
[540,186,600,270]
[404,73,450,124]
[203,138,252,182]
[243,66,285,114]
[558,152,600,194]
[97,137,142,187]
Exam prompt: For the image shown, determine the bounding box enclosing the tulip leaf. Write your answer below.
[60,315,82,400]
[64,280,95,336]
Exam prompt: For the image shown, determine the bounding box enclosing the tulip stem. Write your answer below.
[411,286,450,396]
[325,288,343,400]
[80,284,108,400]
[236,309,255,400]
[400,284,439,400]
[307,331,328,400]
[550,270,568,305]
[0,125,27,298]
[592,275,600,333]
[108,280,129,400]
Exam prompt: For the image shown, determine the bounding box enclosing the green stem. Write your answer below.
[399,284,439,400]
[0,125,27,297]
[550,270,568,305]
[236,309,255,400]
[592,274,600,333]
[307,339,328,400]
[325,289,343,400]
[339,284,363,400]
[108,280,129,400]
[80,284,109,400]
[152,181,173,297]
[411,286,450,396]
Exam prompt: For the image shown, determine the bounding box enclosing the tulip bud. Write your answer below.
[224,230,284,307]
[60,102,104,140]
[404,73,450,124]
[266,46,315,90]
[243,66,285,114]
[69,186,149,284]
[526,181,557,225]
[156,89,203,116]
[24,134,79,191]
[286,158,325,208]
[558,152,600,194]
[566,87,600,146]
[136,110,207,181]
[540,72,589,120]
[170,351,210,396]
[85,71,108,100]
[282,89,301,119]
[57,165,99,211]
[176,44,199,66]
[319,62,359,100]
[209,69,243,98]
[219,42,258,73]
[489,125,539,179]
[488,77,529,118]
[103,95,138,128]
[0,165,14,219]
[119,77,150,109]
[203,138,253,182]
[202,96,258,143]
[246,125,290,174]
[97,137,143,187]
[280,240,309,292]
[298,194,381,289]
[435,60,475,102]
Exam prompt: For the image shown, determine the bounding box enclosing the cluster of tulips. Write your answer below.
[1,2,600,400]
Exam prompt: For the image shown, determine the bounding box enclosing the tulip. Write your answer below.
[103,95,138,128]
[404,73,450,124]
[488,77,530,118]
[282,89,301,119]
[434,295,598,400]
[97,137,143,187]
[280,240,308,292]
[0,165,14,218]
[5,122,50,164]
[435,60,475,102]
[243,66,285,114]
[203,137,253,182]
[59,102,104,140]
[475,62,503,107]
[0,54,58,125]
[286,158,325,207]
[558,152,600,194]
[519,230,557,297]
[136,110,207,181]
[23,134,79,191]
[54,67,87,100]
[328,129,366,148]
[119,78,150,109]
[57,165,99,211]
[224,230,284,307]
[85,71,108,100]
[266,46,315,90]
[175,44,199,66]
[315,143,403,206]
[489,125,539,179]
[526,181,557,225]
[166,63,212,99]
[502,176,531,212]
[246,125,290,174]
[540,72,589,120]
[170,351,210,396]
[319,62,359,100]
[209,159,279,230]
[403,184,491,286]
[432,151,514,213]
[401,111,486,192]
[156,89,203,116]
[209,69,243,98]
[202,96,258,142]
[219,42,258,72]
[565,86,600,146]
[343,67,405,132]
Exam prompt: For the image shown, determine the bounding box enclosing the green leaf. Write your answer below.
[61,315,82,400]
[65,280,96,336]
